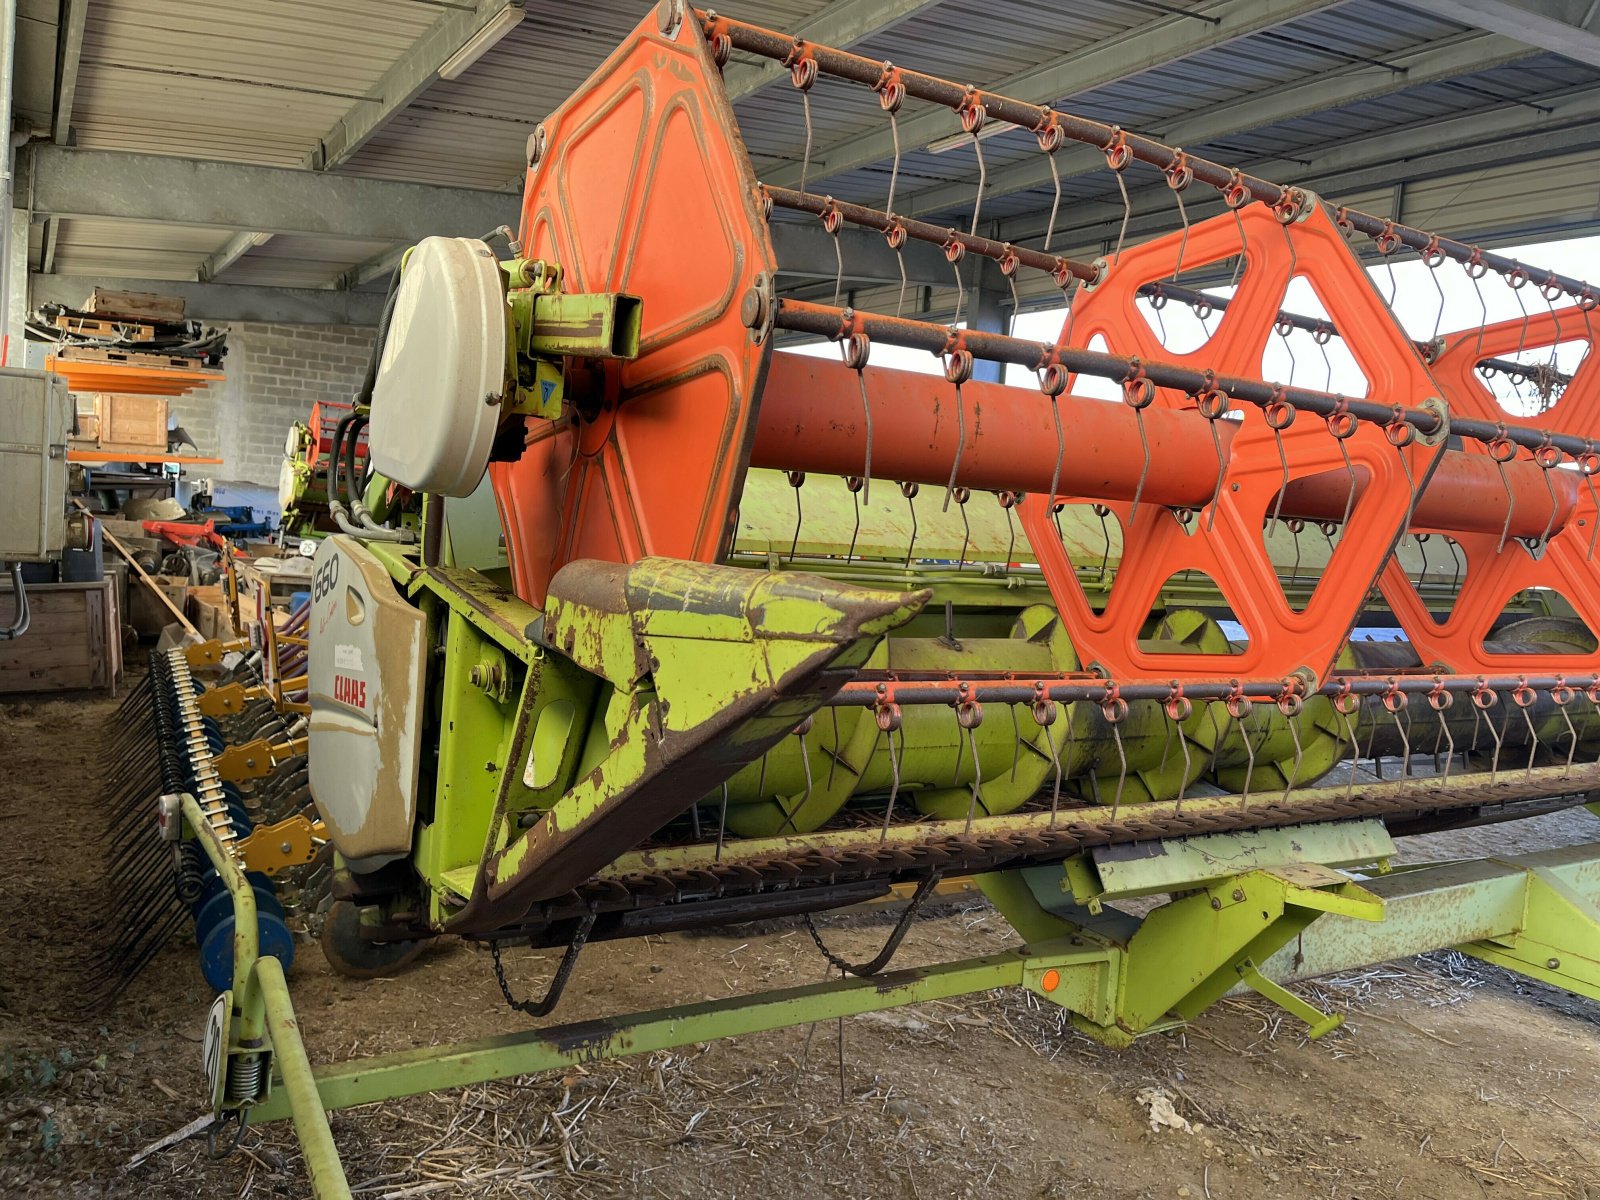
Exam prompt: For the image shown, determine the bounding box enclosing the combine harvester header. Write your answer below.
[103,4,1600,1194]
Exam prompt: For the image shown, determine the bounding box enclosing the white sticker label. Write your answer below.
[334,643,364,671]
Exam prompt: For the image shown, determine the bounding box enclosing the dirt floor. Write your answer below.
[4,676,1600,1199]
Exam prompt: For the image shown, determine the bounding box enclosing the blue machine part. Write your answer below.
[194,504,274,540]
[165,675,296,990]
[193,872,295,992]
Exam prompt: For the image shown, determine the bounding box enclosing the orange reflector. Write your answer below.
[1040,968,1061,993]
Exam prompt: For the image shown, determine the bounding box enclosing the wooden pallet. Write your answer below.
[56,347,209,371]
[53,313,157,342]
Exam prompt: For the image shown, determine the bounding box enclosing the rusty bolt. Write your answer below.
[526,125,548,168]
[1210,897,1222,911]
[469,665,485,688]
[740,285,770,330]
[1548,956,1561,970]
[1231,888,1245,902]
[280,841,292,855]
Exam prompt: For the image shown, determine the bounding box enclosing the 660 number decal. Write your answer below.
[312,552,341,602]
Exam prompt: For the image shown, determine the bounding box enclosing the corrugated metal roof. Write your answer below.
[30,0,1600,301]
[48,218,234,280]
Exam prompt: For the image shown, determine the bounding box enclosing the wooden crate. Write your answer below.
[129,574,188,639]
[70,393,169,457]
[82,288,185,323]
[0,579,121,696]
[187,584,237,641]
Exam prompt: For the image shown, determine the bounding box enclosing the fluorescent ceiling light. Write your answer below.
[927,120,1019,155]
[439,5,525,80]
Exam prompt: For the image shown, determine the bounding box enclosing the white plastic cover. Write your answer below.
[367,236,508,497]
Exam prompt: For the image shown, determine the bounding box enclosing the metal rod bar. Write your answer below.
[256,956,353,1200]
[182,791,264,1046]
[1141,281,1331,338]
[249,951,1035,1122]
[822,672,1599,708]
[765,184,1097,285]
[702,9,1599,304]
[769,298,1600,458]
[1140,282,1578,388]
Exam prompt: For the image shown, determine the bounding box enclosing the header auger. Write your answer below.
[101,4,1600,1194]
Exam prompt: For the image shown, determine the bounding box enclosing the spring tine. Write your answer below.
[1129,409,1151,530]
[852,358,874,505]
[1108,721,1128,822]
[1439,706,1456,788]
[963,722,983,833]
[1560,702,1578,778]
[1339,706,1360,801]
[902,480,919,567]
[1538,457,1561,550]
[879,726,902,843]
[1486,700,1505,784]
[1523,704,1540,780]
[1203,412,1227,533]
[1395,704,1411,778]
[787,470,806,562]
[1239,707,1256,807]
[1494,455,1516,555]
[1112,169,1132,265]
[1047,706,1066,830]
[1175,711,1193,814]
[1283,712,1303,804]
[943,376,966,512]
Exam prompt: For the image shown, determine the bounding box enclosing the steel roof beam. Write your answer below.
[761,0,1347,193]
[1401,0,1600,68]
[21,145,517,241]
[306,0,524,172]
[902,31,1533,221]
[12,0,59,134]
[30,273,385,325]
[203,1,524,284]
[51,0,86,145]
[720,0,942,101]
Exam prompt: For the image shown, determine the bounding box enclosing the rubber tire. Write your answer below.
[319,899,426,979]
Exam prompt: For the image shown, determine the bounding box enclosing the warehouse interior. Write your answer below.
[3,1,1600,1196]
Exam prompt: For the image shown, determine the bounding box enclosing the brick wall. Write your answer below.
[168,322,376,504]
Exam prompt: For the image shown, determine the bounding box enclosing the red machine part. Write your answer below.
[1377,308,1600,671]
[307,400,366,472]
[493,7,777,607]
[753,352,1228,508]
[1018,203,1445,685]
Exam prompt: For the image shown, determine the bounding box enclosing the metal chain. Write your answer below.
[801,871,944,977]
[489,907,597,1018]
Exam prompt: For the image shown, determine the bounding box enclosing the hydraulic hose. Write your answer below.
[0,562,28,639]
